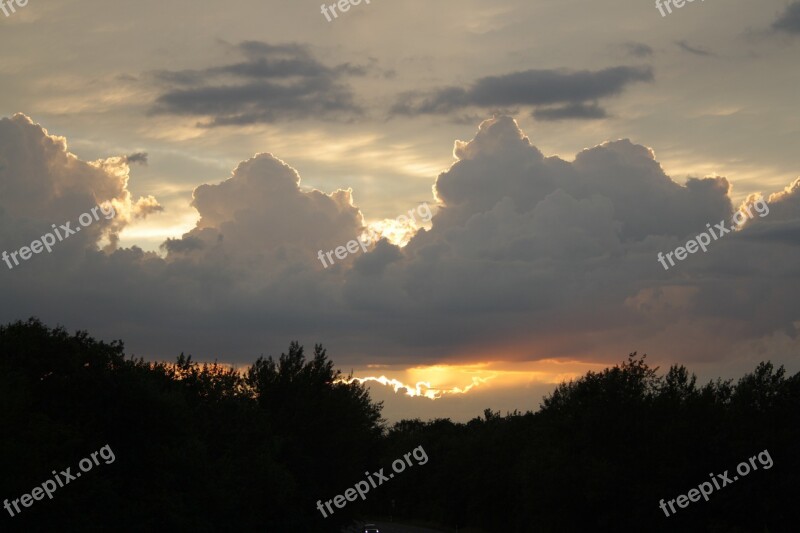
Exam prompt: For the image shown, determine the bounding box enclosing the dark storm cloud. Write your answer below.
[532,103,608,121]
[150,41,367,125]
[675,40,714,57]
[391,66,653,116]
[772,2,800,34]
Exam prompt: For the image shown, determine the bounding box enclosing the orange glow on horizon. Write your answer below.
[336,360,610,400]
[335,374,495,400]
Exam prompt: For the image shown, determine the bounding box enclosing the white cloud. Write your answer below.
[0,114,161,255]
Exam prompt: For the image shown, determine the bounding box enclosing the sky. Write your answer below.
[1,0,799,422]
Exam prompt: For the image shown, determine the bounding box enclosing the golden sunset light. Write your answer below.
[2,0,799,529]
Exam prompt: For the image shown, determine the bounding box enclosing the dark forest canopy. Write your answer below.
[1,318,798,532]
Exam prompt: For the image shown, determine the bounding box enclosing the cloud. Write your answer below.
[132,195,163,219]
[621,42,654,57]
[532,103,608,121]
[125,152,148,165]
[675,40,714,57]
[391,66,653,118]
[0,114,161,255]
[165,151,365,274]
[772,2,800,34]
[2,114,800,377]
[342,117,800,365]
[150,41,368,126]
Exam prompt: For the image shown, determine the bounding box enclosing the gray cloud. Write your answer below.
[341,117,800,363]
[675,40,714,57]
[532,103,608,121]
[773,2,800,34]
[391,66,653,117]
[621,42,654,57]
[160,235,204,254]
[2,114,800,373]
[125,152,148,165]
[150,42,367,126]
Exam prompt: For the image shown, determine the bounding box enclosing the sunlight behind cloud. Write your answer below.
[339,360,611,400]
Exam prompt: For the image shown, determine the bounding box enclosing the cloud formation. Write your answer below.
[0,114,161,255]
[773,2,800,34]
[2,114,799,377]
[150,42,368,126]
[124,152,148,165]
[163,151,365,278]
[391,66,653,120]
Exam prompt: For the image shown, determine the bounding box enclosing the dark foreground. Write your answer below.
[1,318,798,532]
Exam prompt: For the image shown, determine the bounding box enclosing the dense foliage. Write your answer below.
[0,319,382,532]
[376,355,800,532]
[1,318,797,532]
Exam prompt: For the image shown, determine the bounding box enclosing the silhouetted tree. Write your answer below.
[2,321,798,532]
[0,319,383,532]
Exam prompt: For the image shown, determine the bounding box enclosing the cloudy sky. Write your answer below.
[1,0,799,421]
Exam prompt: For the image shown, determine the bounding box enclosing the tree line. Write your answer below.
[1,318,797,531]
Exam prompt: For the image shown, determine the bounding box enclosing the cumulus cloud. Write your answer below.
[1,114,799,374]
[150,41,369,126]
[164,151,365,280]
[132,195,163,219]
[342,117,800,364]
[0,114,161,255]
[391,66,653,120]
